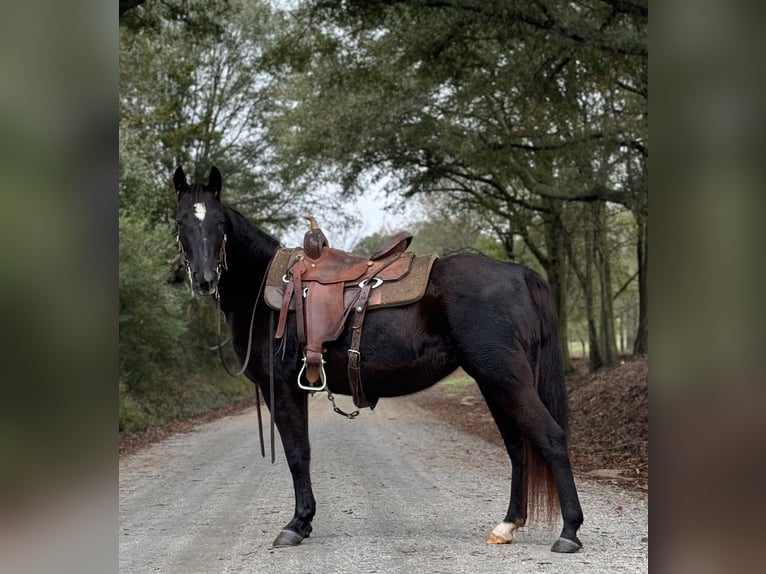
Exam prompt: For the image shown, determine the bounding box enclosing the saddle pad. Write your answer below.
[264,248,438,312]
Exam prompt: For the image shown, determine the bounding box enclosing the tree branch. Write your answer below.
[120,0,146,16]
[515,224,549,267]
[613,269,638,300]
[616,79,648,99]
[506,153,629,205]
[342,0,647,57]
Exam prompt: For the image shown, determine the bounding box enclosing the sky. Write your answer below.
[281,184,424,251]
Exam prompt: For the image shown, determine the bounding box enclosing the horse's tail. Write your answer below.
[523,270,568,525]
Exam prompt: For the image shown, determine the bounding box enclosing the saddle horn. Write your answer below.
[303,214,329,259]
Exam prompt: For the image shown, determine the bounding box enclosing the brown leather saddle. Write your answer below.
[264,219,437,409]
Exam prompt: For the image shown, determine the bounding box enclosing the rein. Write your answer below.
[215,286,258,379]
[214,270,275,464]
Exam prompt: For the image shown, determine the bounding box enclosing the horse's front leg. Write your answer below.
[264,382,316,548]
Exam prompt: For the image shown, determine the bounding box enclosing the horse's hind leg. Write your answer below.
[471,356,583,552]
[478,391,528,545]
[509,387,583,551]
[264,384,316,548]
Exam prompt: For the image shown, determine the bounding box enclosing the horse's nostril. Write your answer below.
[203,269,218,283]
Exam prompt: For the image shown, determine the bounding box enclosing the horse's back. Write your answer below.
[430,253,544,333]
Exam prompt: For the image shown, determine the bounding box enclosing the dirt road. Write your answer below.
[120,395,648,573]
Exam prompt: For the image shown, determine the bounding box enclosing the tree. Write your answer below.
[120,0,331,230]
[118,0,301,429]
[264,0,647,368]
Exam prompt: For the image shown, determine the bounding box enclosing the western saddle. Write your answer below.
[264,216,437,409]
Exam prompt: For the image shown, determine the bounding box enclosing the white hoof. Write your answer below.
[485,521,519,545]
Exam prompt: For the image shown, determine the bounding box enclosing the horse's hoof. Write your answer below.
[486,531,512,544]
[485,521,520,544]
[272,529,304,548]
[551,537,582,553]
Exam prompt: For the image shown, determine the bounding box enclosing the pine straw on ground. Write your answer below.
[410,357,648,492]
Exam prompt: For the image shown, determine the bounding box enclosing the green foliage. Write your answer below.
[120,130,174,222]
[119,379,151,432]
[472,233,509,261]
[351,231,391,256]
[118,214,253,432]
[120,0,316,228]
[267,1,646,208]
[409,218,479,256]
[119,372,253,433]
[440,375,474,388]
[119,215,189,390]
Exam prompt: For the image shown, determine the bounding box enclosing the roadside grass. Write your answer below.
[119,369,253,433]
[439,373,475,390]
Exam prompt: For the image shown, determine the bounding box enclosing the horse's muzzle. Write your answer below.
[194,279,218,295]
[191,266,220,295]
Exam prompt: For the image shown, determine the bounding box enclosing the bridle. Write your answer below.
[175,228,254,377]
[175,229,228,296]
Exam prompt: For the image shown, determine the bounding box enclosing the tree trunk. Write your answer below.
[543,212,574,373]
[633,215,648,355]
[619,314,626,355]
[501,231,515,261]
[595,203,618,366]
[584,208,604,371]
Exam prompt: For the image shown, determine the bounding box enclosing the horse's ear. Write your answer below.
[173,166,188,197]
[208,166,222,200]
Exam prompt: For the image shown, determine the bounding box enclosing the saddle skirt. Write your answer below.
[264,247,437,313]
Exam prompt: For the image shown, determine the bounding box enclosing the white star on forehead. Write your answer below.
[193,202,206,221]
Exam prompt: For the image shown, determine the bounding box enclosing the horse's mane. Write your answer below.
[223,203,281,258]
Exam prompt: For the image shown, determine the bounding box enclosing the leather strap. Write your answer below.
[291,259,307,346]
[347,281,373,408]
[269,311,276,464]
[304,348,323,384]
[274,276,294,339]
[370,230,413,260]
[254,385,265,458]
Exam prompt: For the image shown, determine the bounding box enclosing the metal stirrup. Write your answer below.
[297,354,327,392]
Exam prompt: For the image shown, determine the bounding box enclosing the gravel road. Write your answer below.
[120,394,648,573]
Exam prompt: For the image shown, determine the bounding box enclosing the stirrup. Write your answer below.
[297,354,327,392]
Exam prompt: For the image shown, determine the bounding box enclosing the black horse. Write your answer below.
[172,166,584,553]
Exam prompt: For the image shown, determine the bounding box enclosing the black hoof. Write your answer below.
[273,529,304,548]
[551,536,582,553]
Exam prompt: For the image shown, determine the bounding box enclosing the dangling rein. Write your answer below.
[214,263,277,464]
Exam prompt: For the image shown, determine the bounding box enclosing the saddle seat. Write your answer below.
[264,224,437,410]
[300,232,412,284]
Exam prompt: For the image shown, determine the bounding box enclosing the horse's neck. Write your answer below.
[218,207,279,305]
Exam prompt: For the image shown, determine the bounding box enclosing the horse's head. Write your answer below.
[173,166,228,296]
